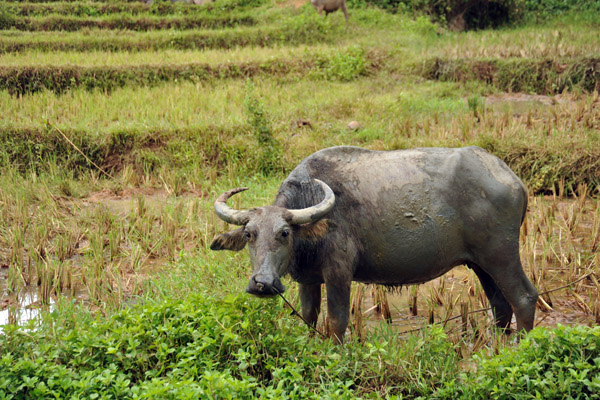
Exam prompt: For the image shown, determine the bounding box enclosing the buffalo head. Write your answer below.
[210,179,335,297]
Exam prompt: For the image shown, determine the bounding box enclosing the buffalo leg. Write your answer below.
[478,247,538,332]
[325,280,351,344]
[468,262,513,332]
[299,283,321,331]
[341,1,349,26]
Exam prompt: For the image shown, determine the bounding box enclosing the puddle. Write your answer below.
[0,268,54,328]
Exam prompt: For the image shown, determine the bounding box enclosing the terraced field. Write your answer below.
[1,0,600,397]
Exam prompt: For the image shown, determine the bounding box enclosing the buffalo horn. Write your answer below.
[289,179,335,224]
[214,187,251,225]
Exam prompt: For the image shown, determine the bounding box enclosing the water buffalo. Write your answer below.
[211,146,538,343]
[310,0,348,26]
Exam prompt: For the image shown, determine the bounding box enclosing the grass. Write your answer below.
[1,0,600,397]
[0,25,335,53]
[1,75,598,191]
[0,46,372,94]
[0,45,341,66]
[2,0,264,17]
[429,21,600,59]
[1,14,258,31]
[421,57,600,94]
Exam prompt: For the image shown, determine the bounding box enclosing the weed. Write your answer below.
[312,46,368,82]
[244,80,282,175]
[467,94,484,121]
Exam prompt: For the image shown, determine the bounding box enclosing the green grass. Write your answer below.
[0,45,339,66]
[0,13,257,31]
[1,0,263,17]
[0,45,373,94]
[0,24,334,53]
[1,230,599,397]
[430,23,600,59]
[433,325,600,399]
[1,75,598,192]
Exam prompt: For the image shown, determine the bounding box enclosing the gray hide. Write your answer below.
[211,146,538,343]
[311,0,348,25]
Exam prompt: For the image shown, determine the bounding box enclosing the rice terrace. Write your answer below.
[0,0,599,397]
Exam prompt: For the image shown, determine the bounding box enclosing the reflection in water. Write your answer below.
[0,268,54,328]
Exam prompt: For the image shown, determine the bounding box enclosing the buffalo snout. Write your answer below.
[246,274,285,297]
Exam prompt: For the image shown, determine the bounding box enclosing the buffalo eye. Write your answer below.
[244,230,251,240]
[281,229,290,238]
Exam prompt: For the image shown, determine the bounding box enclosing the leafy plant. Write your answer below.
[0,286,463,398]
[433,325,600,399]
[244,80,282,175]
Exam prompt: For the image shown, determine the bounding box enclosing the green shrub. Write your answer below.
[523,0,600,17]
[351,0,598,29]
[433,325,600,399]
[348,0,526,29]
[0,290,461,398]
[244,80,282,175]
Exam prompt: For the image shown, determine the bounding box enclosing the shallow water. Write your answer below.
[0,268,54,327]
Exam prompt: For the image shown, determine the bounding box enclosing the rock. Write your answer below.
[346,121,361,131]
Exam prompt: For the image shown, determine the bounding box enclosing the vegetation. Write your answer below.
[1,0,599,397]
[434,325,600,399]
[0,25,334,53]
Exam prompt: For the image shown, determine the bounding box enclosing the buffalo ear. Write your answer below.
[210,228,247,251]
[295,219,335,241]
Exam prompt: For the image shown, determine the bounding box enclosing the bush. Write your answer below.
[0,291,461,398]
[433,325,600,399]
[351,0,598,29]
[244,81,282,175]
[523,0,600,17]
[349,0,525,30]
